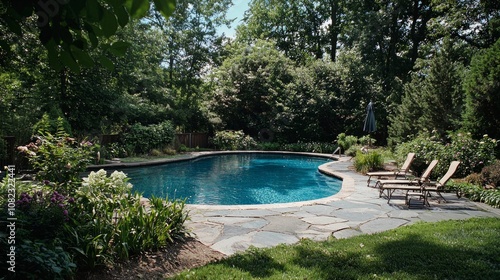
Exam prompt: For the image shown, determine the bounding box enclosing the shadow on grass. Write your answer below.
[220,247,286,278]
[290,232,500,279]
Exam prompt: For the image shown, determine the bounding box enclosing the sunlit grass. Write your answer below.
[170,217,500,279]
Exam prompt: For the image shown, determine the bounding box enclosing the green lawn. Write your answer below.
[170,217,500,279]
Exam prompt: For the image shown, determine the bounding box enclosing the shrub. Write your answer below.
[441,132,497,177]
[280,141,337,153]
[211,130,257,150]
[65,170,189,268]
[15,189,75,240]
[16,239,76,280]
[395,131,444,176]
[122,121,175,155]
[353,150,384,174]
[450,182,500,208]
[149,149,162,156]
[17,120,98,192]
[358,135,376,147]
[336,133,358,152]
[480,160,500,187]
[100,142,127,160]
[396,131,497,178]
[345,145,362,157]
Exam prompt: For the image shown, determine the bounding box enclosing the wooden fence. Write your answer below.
[175,133,209,148]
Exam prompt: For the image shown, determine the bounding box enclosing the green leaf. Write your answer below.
[46,40,63,72]
[101,8,118,38]
[99,55,115,71]
[153,0,176,18]
[71,46,95,68]
[124,0,150,19]
[86,0,103,20]
[108,41,131,56]
[84,23,99,47]
[60,49,80,73]
[115,4,130,27]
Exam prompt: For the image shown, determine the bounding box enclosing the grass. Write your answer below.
[170,217,500,279]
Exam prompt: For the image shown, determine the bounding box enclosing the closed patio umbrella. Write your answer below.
[363,101,376,146]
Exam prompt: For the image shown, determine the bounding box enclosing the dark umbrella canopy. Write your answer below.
[363,101,376,133]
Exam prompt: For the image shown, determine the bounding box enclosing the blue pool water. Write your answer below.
[124,153,342,205]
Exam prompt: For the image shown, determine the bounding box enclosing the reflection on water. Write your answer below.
[121,154,342,205]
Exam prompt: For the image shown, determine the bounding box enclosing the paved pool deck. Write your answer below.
[185,155,500,256]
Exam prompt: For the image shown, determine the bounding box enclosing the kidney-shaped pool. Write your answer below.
[123,153,342,205]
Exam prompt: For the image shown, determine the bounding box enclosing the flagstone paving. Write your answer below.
[185,156,500,256]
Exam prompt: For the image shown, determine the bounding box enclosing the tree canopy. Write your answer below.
[0,0,175,71]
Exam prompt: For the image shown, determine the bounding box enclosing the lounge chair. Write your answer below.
[377,159,439,201]
[366,152,416,187]
[417,161,461,204]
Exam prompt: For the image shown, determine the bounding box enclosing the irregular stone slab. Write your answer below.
[311,222,351,232]
[283,211,318,218]
[223,209,279,217]
[387,210,419,219]
[212,232,256,255]
[333,208,384,221]
[239,219,269,229]
[207,217,260,225]
[300,204,339,215]
[418,211,473,223]
[215,224,254,243]
[301,216,348,225]
[188,223,223,245]
[327,200,376,209]
[333,228,363,239]
[261,215,310,233]
[359,217,408,234]
[251,231,299,247]
[296,230,333,241]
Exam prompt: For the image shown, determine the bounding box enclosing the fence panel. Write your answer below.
[176,133,209,148]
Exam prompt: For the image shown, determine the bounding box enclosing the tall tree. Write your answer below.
[388,39,465,144]
[148,0,232,131]
[462,38,500,142]
[208,39,295,136]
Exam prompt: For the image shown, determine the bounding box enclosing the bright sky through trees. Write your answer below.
[217,0,249,37]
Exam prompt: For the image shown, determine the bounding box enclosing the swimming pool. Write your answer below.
[124,153,342,205]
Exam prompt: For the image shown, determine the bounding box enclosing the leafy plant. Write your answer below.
[336,133,358,152]
[395,131,497,178]
[480,160,500,187]
[450,182,500,208]
[211,130,257,150]
[122,121,175,155]
[15,239,76,280]
[65,170,189,268]
[15,189,75,240]
[353,150,384,174]
[17,117,98,192]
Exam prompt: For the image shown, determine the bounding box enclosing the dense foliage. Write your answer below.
[1,1,499,153]
[121,121,175,155]
[395,131,497,178]
[462,39,500,143]
[0,129,189,279]
[211,130,257,151]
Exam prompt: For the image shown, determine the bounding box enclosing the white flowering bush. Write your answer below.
[65,169,189,268]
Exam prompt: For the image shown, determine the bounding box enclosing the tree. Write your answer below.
[388,39,465,144]
[237,0,332,64]
[0,0,176,72]
[462,39,500,142]
[208,40,295,137]
[147,0,233,131]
